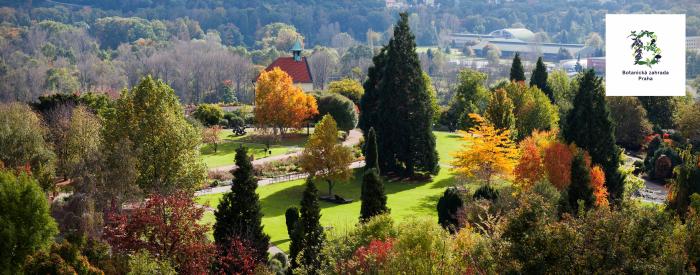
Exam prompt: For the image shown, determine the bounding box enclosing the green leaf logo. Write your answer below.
[628,30,662,68]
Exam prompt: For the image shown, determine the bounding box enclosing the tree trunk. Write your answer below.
[327,179,333,197]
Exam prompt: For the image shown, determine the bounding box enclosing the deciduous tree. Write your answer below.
[607,96,652,150]
[316,93,358,132]
[328,78,364,105]
[451,114,518,185]
[299,115,354,196]
[543,142,574,190]
[590,165,608,208]
[192,103,224,126]
[485,89,516,135]
[254,67,318,136]
[202,126,223,153]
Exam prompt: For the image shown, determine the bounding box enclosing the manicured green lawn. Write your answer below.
[196,131,466,252]
[200,129,309,168]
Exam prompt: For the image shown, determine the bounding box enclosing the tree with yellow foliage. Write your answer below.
[451,113,518,185]
[299,114,354,197]
[255,67,318,136]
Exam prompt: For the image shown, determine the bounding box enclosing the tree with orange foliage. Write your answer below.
[543,142,574,190]
[254,67,318,136]
[514,137,544,190]
[590,165,608,207]
[451,113,518,185]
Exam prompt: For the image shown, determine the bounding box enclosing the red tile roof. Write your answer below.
[264,57,313,83]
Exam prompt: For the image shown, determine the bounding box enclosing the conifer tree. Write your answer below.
[358,12,439,177]
[565,152,595,214]
[364,127,379,172]
[510,53,526,82]
[214,147,270,263]
[437,186,464,233]
[564,69,625,203]
[530,57,554,102]
[292,178,325,274]
[360,168,388,222]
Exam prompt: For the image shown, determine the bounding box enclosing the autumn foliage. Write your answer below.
[103,192,213,274]
[590,165,608,207]
[451,113,518,185]
[255,67,318,135]
[514,137,544,190]
[542,142,574,190]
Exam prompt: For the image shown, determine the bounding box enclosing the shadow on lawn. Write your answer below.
[259,169,436,219]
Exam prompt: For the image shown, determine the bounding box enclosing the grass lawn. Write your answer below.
[200,129,309,168]
[196,131,468,252]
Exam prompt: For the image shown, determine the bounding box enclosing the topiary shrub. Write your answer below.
[285,207,299,238]
[436,187,464,233]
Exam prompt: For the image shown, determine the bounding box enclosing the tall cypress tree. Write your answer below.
[213,147,270,263]
[509,53,526,82]
[360,168,388,222]
[293,177,325,274]
[566,152,595,214]
[564,69,625,203]
[364,127,379,173]
[358,12,439,177]
[530,57,554,103]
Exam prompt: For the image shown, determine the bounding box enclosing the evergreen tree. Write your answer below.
[358,12,439,177]
[293,178,325,274]
[436,187,464,233]
[285,206,299,238]
[564,69,625,203]
[364,127,379,173]
[566,152,595,214]
[510,53,526,82]
[485,89,516,135]
[360,168,389,222]
[530,57,554,103]
[214,147,270,263]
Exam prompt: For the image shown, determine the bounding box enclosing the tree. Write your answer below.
[299,115,354,196]
[503,82,559,140]
[436,187,463,233]
[23,240,103,275]
[202,126,223,153]
[0,170,58,274]
[214,147,270,266]
[358,13,439,177]
[607,96,653,150]
[292,178,325,273]
[485,89,516,135]
[285,207,300,238]
[360,168,388,222]
[254,67,318,136]
[192,103,224,126]
[364,127,379,173]
[444,69,490,130]
[316,93,358,132]
[668,148,700,217]
[127,250,176,275]
[514,137,544,190]
[564,152,595,214]
[309,47,339,90]
[103,192,213,274]
[104,76,206,194]
[509,53,525,82]
[530,57,553,102]
[451,114,518,185]
[328,78,364,105]
[675,101,700,145]
[543,142,574,190]
[590,165,608,208]
[214,238,259,275]
[637,96,676,129]
[0,103,56,190]
[564,69,624,203]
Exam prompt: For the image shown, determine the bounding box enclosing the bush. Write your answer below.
[316,93,358,131]
[224,112,245,128]
[473,185,499,201]
[327,78,364,105]
[192,104,224,126]
[437,187,464,233]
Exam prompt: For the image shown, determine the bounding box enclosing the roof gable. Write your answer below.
[264,57,313,83]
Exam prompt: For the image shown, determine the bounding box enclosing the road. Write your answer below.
[624,152,667,204]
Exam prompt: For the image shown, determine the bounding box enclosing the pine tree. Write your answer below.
[285,207,299,238]
[358,12,439,177]
[293,178,325,274]
[530,57,554,103]
[509,53,526,82]
[436,186,463,233]
[565,152,595,214]
[214,147,270,263]
[360,168,389,222]
[564,69,625,203]
[364,127,379,173]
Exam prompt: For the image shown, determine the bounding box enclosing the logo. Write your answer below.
[628,30,661,68]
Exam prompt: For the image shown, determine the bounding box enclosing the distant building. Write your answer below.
[450,28,588,62]
[688,36,700,51]
[258,41,314,92]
